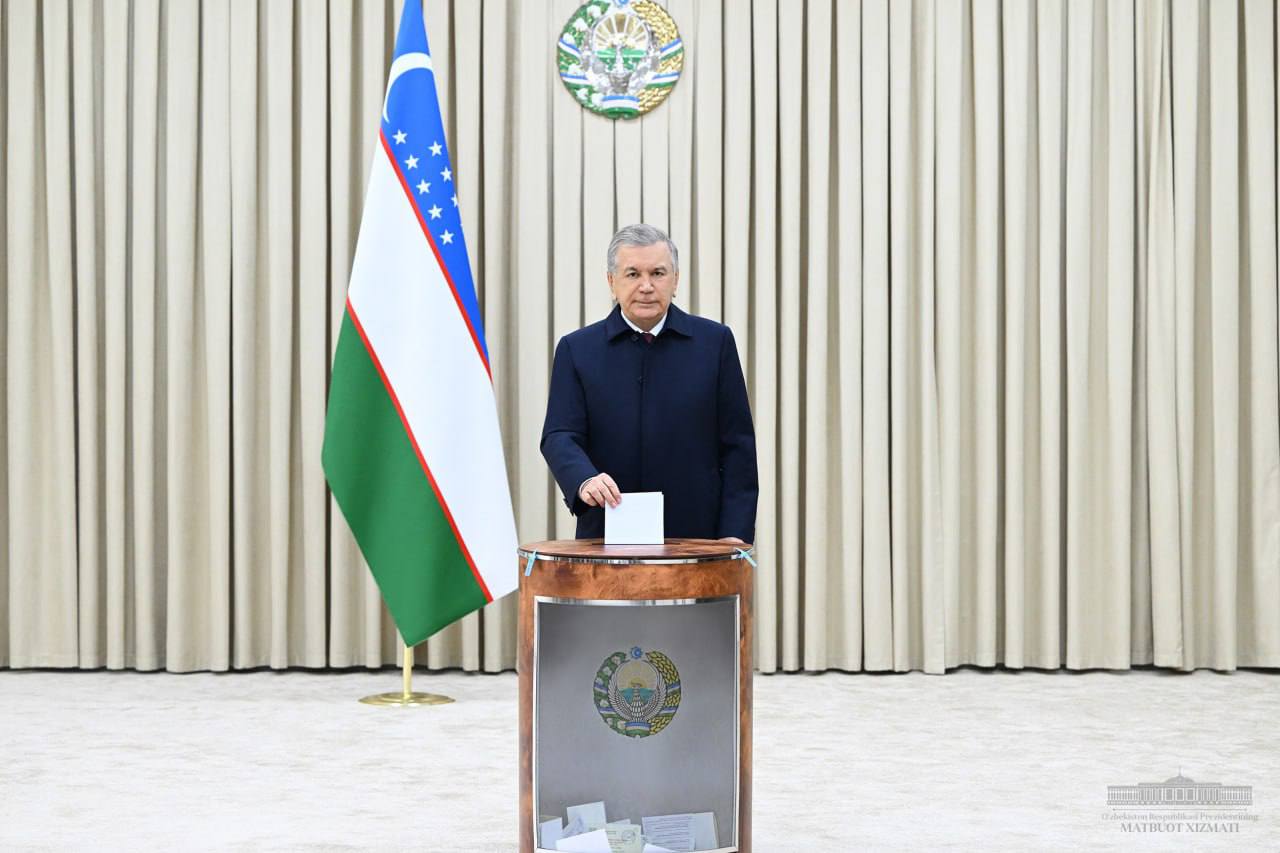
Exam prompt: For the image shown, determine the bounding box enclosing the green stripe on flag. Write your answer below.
[322,310,487,646]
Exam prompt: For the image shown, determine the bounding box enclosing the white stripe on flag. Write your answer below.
[346,147,517,600]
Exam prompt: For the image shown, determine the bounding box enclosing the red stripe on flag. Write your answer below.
[345,297,495,604]
[378,130,492,381]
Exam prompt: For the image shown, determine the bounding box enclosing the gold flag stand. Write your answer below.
[359,643,454,706]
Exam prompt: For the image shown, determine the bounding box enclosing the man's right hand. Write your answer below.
[579,473,622,508]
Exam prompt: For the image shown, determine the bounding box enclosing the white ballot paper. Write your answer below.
[689,813,717,850]
[566,801,608,833]
[605,492,664,545]
[640,812,716,852]
[639,815,692,852]
[605,824,643,853]
[539,817,564,848]
[554,829,674,853]
[561,816,588,839]
[555,829,609,852]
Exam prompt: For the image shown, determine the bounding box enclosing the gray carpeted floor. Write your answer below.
[2,668,1276,851]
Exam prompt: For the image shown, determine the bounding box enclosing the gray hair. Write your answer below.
[606,224,679,275]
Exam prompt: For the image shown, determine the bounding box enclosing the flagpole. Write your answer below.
[359,640,455,706]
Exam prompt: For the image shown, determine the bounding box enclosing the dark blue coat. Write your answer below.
[541,303,759,542]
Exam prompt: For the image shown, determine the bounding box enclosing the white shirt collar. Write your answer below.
[621,309,667,338]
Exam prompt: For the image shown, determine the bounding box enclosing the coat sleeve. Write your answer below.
[540,336,599,515]
[716,327,759,542]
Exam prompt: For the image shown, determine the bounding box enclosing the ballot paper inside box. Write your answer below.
[532,598,739,852]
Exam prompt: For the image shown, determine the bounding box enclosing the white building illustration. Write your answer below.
[1108,773,1252,807]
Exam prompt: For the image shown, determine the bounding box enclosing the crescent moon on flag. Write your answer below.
[382,52,433,121]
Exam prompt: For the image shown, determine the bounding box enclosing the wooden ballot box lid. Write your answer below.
[518,537,754,563]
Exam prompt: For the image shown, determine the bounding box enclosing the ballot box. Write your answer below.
[516,540,754,853]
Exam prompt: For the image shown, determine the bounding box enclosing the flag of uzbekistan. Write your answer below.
[322,0,517,646]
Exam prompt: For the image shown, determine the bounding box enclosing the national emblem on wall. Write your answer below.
[556,0,684,119]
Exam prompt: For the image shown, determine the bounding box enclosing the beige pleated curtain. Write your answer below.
[2,0,1277,674]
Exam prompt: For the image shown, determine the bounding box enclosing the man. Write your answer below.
[541,224,759,544]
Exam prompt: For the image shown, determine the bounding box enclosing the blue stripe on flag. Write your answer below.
[381,0,489,366]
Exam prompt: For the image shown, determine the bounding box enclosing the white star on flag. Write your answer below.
[451,194,458,206]
[416,180,430,194]
[405,155,419,169]
[393,130,407,144]
[441,167,452,182]
[428,204,443,219]
[430,141,443,156]
[440,230,454,244]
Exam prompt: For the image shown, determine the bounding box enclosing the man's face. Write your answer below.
[608,242,679,332]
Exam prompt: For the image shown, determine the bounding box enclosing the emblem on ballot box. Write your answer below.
[593,646,681,738]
